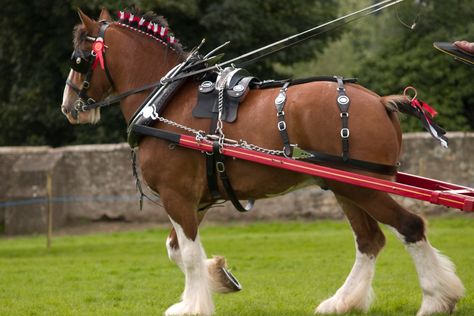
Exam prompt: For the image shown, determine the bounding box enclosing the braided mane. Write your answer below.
[72,8,184,55]
[117,8,183,53]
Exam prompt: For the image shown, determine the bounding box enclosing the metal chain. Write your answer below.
[215,72,229,151]
[154,114,286,156]
[238,140,285,155]
[155,115,205,136]
[149,66,287,157]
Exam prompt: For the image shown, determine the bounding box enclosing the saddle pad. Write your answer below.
[433,42,474,66]
[192,73,357,123]
[193,70,257,123]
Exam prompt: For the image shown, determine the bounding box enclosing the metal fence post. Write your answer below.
[46,171,53,249]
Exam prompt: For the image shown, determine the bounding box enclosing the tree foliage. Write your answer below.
[0,0,338,146]
[290,0,474,132]
[356,0,474,132]
[3,0,470,147]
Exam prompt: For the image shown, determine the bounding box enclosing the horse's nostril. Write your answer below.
[61,105,69,114]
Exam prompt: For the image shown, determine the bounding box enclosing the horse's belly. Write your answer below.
[264,177,324,198]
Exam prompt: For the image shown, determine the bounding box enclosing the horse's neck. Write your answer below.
[111,25,181,121]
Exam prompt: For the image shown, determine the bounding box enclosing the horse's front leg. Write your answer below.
[163,198,214,316]
[166,210,242,295]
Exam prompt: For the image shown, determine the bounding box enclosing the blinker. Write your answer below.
[70,50,92,74]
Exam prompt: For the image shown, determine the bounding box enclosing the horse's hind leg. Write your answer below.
[329,183,464,316]
[166,210,241,294]
[379,198,465,316]
[316,195,385,314]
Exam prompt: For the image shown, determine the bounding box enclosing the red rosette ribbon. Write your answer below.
[92,38,105,70]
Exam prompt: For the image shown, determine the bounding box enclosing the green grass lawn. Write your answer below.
[1,217,474,316]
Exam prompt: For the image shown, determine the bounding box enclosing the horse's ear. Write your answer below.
[99,8,112,22]
[77,9,95,33]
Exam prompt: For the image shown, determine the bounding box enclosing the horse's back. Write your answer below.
[236,81,402,169]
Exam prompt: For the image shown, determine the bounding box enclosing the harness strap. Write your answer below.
[274,81,292,157]
[103,51,115,89]
[131,125,399,177]
[96,22,114,88]
[79,60,96,103]
[255,76,357,89]
[205,113,221,200]
[303,151,398,175]
[131,149,144,210]
[335,76,351,161]
[207,109,221,200]
[206,152,221,200]
[212,142,254,212]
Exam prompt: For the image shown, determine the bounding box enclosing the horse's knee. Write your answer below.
[337,195,386,256]
[357,229,386,256]
[398,214,425,244]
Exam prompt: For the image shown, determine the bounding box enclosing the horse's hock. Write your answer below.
[0,132,473,235]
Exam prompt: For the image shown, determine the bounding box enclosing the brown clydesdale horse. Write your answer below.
[61,8,464,316]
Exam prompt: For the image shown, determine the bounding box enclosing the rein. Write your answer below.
[69,78,165,111]
[162,0,407,84]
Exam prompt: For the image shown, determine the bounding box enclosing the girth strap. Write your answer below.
[205,112,253,211]
[212,142,254,212]
[205,109,222,200]
[206,140,221,200]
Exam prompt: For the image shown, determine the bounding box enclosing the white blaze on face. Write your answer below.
[61,70,75,116]
[61,70,101,124]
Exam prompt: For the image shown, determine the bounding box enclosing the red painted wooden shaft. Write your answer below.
[179,135,474,212]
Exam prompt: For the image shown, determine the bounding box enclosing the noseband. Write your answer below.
[66,21,115,119]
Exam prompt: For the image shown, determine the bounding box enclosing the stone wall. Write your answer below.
[0,132,473,235]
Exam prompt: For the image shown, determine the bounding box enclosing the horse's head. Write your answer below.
[62,8,185,125]
[61,8,114,124]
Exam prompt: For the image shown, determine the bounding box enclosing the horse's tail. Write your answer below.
[380,95,448,147]
[380,95,411,114]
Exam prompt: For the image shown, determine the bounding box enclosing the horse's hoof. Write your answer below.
[315,292,372,314]
[315,297,344,314]
[207,256,242,293]
[165,301,214,316]
[416,296,458,316]
[165,302,186,316]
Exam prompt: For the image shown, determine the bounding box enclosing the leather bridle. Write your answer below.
[66,21,168,120]
[66,21,116,119]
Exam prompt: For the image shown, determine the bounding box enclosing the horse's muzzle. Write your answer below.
[61,104,81,124]
[61,104,70,115]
